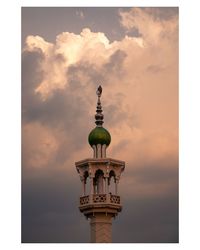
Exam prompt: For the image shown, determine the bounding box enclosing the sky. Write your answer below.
[22,7,178,243]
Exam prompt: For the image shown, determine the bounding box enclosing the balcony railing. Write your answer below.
[80,195,89,205]
[110,194,120,204]
[80,194,120,206]
[93,194,106,203]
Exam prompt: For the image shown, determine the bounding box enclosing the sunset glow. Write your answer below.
[22,7,178,243]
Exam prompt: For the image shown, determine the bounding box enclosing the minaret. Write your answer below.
[75,85,125,243]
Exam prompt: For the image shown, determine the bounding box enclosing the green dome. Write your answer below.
[88,127,111,147]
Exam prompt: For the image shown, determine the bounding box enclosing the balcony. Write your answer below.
[80,194,120,206]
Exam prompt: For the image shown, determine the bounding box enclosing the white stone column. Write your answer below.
[90,177,94,203]
[90,214,112,243]
[90,177,94,195]
[92,145,97,158]
[106,177,109,194]
[97,144,101,158]
[105,177,109,202]
[102,144,106,158]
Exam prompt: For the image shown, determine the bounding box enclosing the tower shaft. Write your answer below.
[90,213,112,243]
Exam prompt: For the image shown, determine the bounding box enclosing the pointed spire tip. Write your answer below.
[95,85,104,126]
[96,85,102,97]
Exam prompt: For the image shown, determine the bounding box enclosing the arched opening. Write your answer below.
[83,171,89,195]
[94,169,104,194]
[108,170,116,195]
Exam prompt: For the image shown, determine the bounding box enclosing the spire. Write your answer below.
[88,85,111,158]
[95,85,104,127]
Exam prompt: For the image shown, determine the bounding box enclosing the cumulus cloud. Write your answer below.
[119,7,178,46]
[22,7,178,242]
[23,27,147,99]
[22,6,178,185]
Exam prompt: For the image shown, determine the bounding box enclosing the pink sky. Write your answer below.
[22,7,178,243]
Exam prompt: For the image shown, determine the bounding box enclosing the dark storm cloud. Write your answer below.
[22,57,90,174]
[112,158,178,242]
[21,42,129,173]
[22,50,92,159]
[21,45,126,242]
[22,50,44,120]
[22,168,90,243]
[22,48,87,127]
[22,155,178,243]
[22,7,178,243]
[24,88,89,132]
[134,164,178,185]
[22,161,178,243]
[124,156,178,195]
[21,47,178,243]
[113,194,178,243]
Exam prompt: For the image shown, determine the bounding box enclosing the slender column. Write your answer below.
[90,177,94,195]
[105,177,109,202]
[115,179,119,195]
[90,176,94,203]
[97,144,101,158]
[102,144,106,158]
[92,145,95,158]
[105,177,109,194]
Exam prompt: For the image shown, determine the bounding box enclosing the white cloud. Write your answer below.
[119,8,178,46]
[24,28,147,100]
[22,8,178,178]
[24,35,53,55]
[21,9,178,242]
